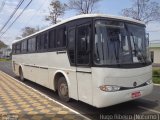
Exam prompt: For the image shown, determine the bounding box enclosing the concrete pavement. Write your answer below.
[0,71,88,120]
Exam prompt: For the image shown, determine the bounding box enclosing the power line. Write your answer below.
[0,0,33,37]
[0,0,6,13]
[0,0,25,33]
[24,0,48,27]
[14,0,48,38]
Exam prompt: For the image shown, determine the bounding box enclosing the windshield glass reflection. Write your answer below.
[94,20,150,65]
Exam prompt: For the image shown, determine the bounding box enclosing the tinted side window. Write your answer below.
[49,29,55,49]
[68,28,75,64]
[28,38,36,52]
[77,24,91,65]
[15,43,21,54]
[37,33,48,51]
[21,40,27,53]
[56,27,66,48]
[36,35,41,50]
[42,33,48,49]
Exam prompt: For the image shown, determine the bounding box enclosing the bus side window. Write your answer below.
[28,38,36,52]
[49,29,55,49]
[21,40,27,53]
[68,28,75,65]
[40,33,48,50]
[77,24,91,65]
[37,33,48,51]
[56,27,66,48]
[15,43,21,54]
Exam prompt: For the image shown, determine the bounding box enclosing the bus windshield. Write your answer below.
[94,20,150,66]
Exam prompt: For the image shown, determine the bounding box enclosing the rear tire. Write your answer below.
[19,68,25,82]
[57,77,70,102]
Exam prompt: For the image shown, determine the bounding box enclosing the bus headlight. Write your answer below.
[99,85,120,92]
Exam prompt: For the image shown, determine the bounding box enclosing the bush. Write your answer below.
[153,77,160,84]
[153,69,160,77]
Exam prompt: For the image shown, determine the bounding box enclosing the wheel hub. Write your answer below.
[60,83,68,96]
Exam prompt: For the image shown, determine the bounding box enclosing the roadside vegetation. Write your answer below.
[153,67,160,84]
[0,58,11,62]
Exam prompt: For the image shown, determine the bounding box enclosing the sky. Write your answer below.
[0,0,160,46]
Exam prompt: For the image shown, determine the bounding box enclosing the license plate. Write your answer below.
[131,91,141,98]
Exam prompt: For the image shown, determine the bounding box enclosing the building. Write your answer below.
[149,43,160,64]
[0,46,12,59]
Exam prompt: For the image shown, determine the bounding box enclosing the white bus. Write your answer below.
[12,14,153,108]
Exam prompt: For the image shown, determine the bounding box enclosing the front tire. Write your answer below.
[57,77,70,102]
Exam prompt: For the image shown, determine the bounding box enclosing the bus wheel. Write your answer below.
[57,77,70,102]
[19,68,24,82]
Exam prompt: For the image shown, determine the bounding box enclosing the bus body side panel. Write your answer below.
[76,67,92,105]
[47,51,78,100]
[12,52,79,101]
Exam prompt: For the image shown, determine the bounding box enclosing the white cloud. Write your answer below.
[5,0,19,6]
[0,0,51,44]
[1,0,159,46]
[146,22,160,41]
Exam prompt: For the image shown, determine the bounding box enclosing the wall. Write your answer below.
[150,48,160,64]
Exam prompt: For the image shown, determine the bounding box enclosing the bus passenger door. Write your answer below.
[76,23,92,105]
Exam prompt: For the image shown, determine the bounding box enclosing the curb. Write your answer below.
[154,84,160,86]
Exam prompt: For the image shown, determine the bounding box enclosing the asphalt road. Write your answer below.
[0,61,160,120]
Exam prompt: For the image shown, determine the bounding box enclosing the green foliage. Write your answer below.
[121,0,160,24]
[68,0,101,14]
[0,58,11,62]
[0,41,7,49]
[46,0,66,24]
[153,77,160,84]
[152,68,160,84]
[21,27,40,37]
[152,69,160,77]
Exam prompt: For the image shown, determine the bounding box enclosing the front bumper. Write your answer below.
[93,83,153,108]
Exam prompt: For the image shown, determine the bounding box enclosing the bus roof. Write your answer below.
[12,14,145,44]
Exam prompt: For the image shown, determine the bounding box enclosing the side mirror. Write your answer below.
[146,33,149,46]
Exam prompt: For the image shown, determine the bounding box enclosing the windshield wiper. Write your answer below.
[96,43,100,62]
[124,24,147,64]
[113,41,120,64]
[131,35,147,64]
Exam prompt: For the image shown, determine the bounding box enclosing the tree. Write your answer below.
[21,26,40,38]
[0,40,7,49]
[46,0,66,24]
[121,0,160,24]
[15,36,22,40]
[67,0,101,14]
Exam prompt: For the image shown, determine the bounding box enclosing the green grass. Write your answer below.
[152,67,160,84]
[153,77,160,84]
[152,68,160,76]
[0,58,11,62]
